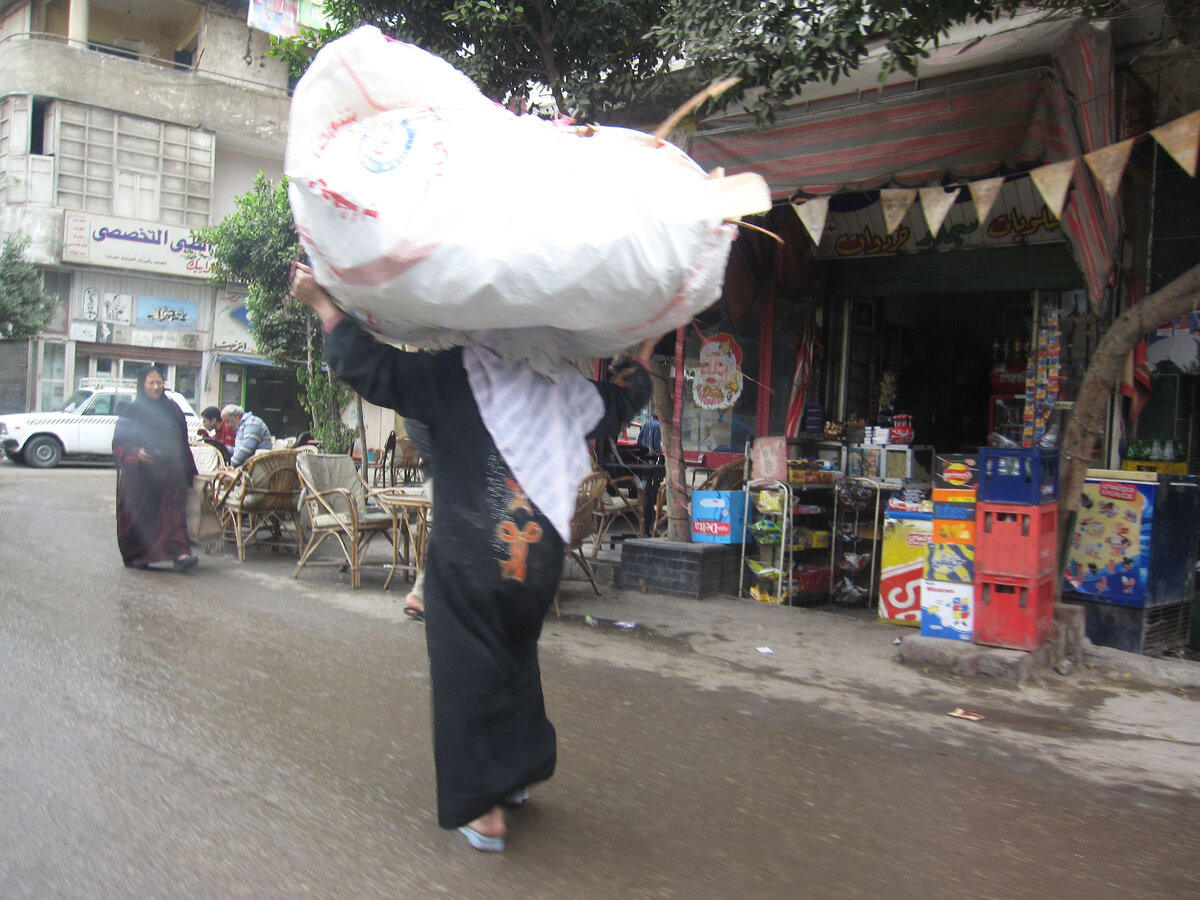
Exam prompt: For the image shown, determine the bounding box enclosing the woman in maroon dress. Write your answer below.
[112,365,199,571]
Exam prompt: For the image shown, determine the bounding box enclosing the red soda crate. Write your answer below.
[973,574,1054,651]
[974,501,1057,578]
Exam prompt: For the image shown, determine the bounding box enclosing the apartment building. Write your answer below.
[0,0,309,434]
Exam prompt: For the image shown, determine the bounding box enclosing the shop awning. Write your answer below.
[688,13,1117,302]
[213,352,273,368]
[203,351,275,392]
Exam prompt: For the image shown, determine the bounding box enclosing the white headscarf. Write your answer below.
[462,345,605,542]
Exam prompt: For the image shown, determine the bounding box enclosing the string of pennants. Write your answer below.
[789,109,1200,245]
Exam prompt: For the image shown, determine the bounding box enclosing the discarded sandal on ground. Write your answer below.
[403,606,425,622]
[458,825,504,853]
[502,787,529,807]
[173,555,199,572]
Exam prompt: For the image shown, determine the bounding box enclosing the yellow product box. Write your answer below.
[791,528,831,550]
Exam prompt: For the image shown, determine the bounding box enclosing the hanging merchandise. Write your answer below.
[1023,308,1062,447]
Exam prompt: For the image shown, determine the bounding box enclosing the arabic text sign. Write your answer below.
[62,212,213,279]
[136,297,199,331]
[813,175,1063,260]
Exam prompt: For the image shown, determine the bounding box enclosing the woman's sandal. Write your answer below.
[403,606,425,622]
[458,825,504,852]
[502,787,529,807]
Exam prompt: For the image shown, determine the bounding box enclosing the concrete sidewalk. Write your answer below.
[553,553,1200,694]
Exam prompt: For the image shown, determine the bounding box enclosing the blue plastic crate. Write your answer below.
[978,447,1058,505]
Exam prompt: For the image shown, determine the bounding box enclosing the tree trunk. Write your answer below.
[356,394,368,482]
[1058,262,1200,567]
[661,324,692,542]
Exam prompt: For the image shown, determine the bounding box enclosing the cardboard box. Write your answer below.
[932,487,976,504]
[921,580,974,641]
[935,453,979,490]
[691,490,749,544]
[791,527,831,550]
[926,542,975,583]
[932,515,977,545]
[878,511,931,625]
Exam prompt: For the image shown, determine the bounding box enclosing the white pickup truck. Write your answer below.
[0,380,202,468]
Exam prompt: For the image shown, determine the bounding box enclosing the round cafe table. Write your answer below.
[374,487,432,591]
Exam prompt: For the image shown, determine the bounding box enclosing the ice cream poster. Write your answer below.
[1063,479,1153,604]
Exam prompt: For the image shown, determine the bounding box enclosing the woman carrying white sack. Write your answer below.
[291,265,659,852]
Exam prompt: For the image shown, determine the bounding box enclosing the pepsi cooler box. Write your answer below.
[978,447,1058,505]
[692,490,749,544]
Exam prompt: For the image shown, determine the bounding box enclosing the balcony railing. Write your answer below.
[0,31,292,98]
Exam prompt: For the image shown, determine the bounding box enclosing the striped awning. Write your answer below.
[689,15,1117,302]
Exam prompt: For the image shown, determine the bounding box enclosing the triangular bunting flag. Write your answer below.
[791,196,830,246]
[880,188,917,236]
[1150,110,1200,177]
[1084,139,1135,197]
[968,177,1004,224]
[1029,160,1075,221]
[919,186,961,236]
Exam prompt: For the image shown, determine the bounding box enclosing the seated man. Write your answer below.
[222,404,274,467]
[199,406,237,452]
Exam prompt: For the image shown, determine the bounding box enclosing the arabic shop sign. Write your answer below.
[812,175,1063,260]
[62,212,214,279]
[135,296,199,331]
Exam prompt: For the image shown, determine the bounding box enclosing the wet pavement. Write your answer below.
[2,462,1199,898]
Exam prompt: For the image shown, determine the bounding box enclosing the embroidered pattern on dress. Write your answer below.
[497,520,543,582]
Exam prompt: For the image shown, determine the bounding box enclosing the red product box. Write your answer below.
[974,501,1057,578]
[973,574,1054,651]
[792,563,831,595]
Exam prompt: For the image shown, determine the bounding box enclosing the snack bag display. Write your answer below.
[286,27,770,370]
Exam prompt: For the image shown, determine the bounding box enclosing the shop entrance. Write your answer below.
[219,362,309,439]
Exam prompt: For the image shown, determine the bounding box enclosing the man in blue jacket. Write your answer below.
[222,404,274,466]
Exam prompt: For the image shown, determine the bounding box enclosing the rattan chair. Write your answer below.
[698,457,746,492]
[561,471,609,604]
[395,435,422,484]
[591,470,646,556]
[209,448,304,562]
[292,453,397,589]
[373,431,396,487]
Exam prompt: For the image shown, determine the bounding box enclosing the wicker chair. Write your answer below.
[698,457,746,492]
[395,435,422,484]
[373,431,396,487]
[591,470,646,557]
[561,471,609,602]
[209,448,304,562]
[292,453,398,589]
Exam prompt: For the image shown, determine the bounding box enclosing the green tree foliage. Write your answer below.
[0,235,59,341]
[190,174,354,452]
[287,1,1110,123]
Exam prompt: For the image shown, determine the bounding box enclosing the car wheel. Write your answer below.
[24,436,63,469]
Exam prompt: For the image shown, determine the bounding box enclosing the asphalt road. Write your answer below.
[2,463,1198,898]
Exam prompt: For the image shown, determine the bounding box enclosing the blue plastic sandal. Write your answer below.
[458,825,505,852]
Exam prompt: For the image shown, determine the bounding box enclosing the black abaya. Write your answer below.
[113,388,197,567]
[325,319,649,828]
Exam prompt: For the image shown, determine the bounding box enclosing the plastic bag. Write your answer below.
[286,26,769,371]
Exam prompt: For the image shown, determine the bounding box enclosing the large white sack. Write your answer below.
[286,26,769,369]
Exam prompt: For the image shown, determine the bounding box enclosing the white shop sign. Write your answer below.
[62,212,214,279]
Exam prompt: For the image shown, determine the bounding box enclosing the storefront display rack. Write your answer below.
[831,477,884,606]
[739,478,836,605]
